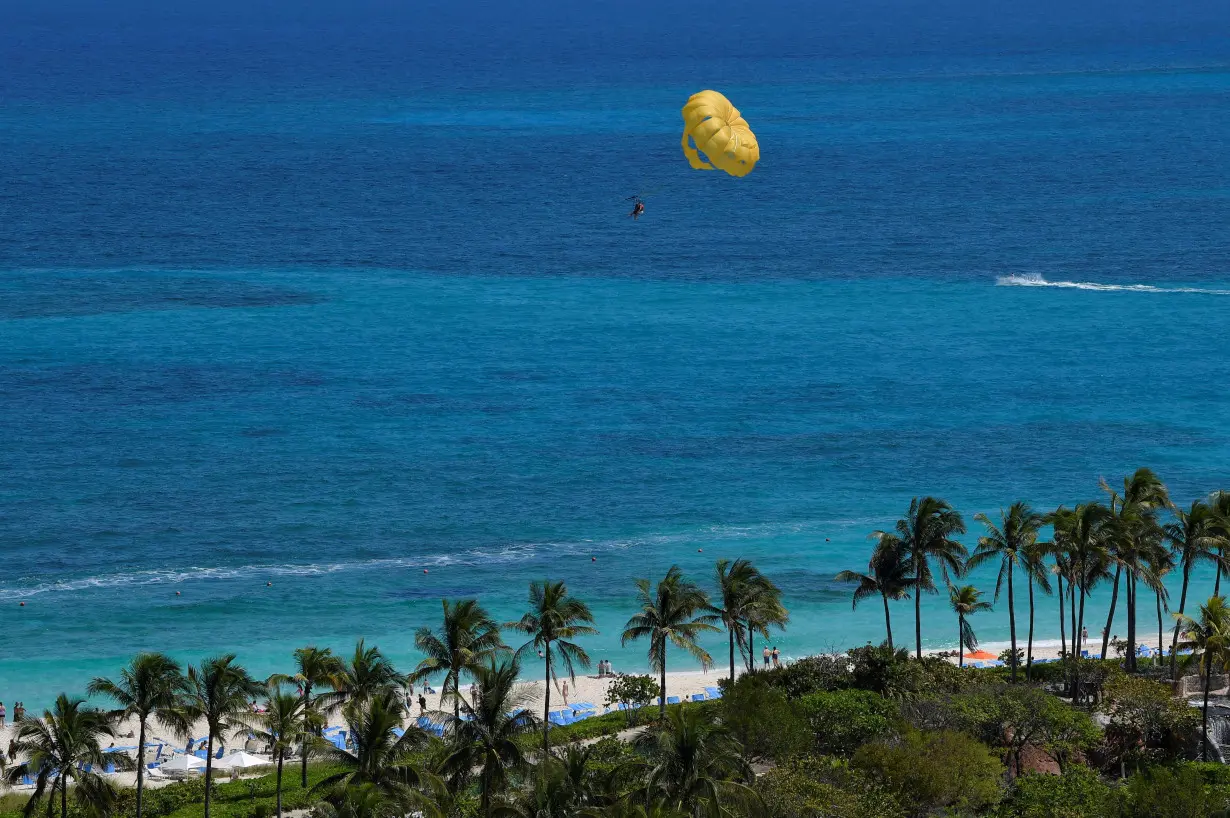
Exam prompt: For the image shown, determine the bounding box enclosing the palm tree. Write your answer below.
[1021,539,1054,681]
[179,655,265,818]
[315,689,439,816]
[275,646,345,788]
[835,535,913,651]
[632,706,761,818]
[1175,596,1230,761]
[714,559,785,681]
[949,586,992,668]
[1150,547,1175,661]
[250,688,307,818]
[517,744,602,818]
[1211,491,1230,597]
[440,657,537,818]
[87,653,184,818]
[413,599,505,720]
[340,640,402,705]
[1050,503,1113,701]
[1100,469,1170,670]
[876,496,967,658]
[4,694,116,818]
[741,574,788,675]
[506,579,597,753]
[621,566,720,719]
[967,502,1043,681]
[1166,501,1223,679]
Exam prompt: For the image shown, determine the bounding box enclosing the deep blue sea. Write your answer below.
[2,0,1230,709]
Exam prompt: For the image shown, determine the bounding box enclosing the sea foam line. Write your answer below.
[996,273,1230,295]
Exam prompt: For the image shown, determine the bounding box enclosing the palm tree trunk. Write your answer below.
[1026,576,1036,682]
[915,556,923,659]
[958,614,964,668]
[1058,572,1066,660]
[275,752,284,818]
[543,642,552,753]
[882,593,894,652]
[60,772,67,818]
[1171,563,1191,680]
[1075,576,1087,704]
[1126,571,1137,672]
[1007,564,1018,682]
[746,624,754,673]
[136,717,147,818]
[729,628,736,684]
[300,685,311,788]
[1204,657,1212,762]
[1217,547,1224,597]
[1101,564,1121,659]
[1156,591,1164,661]
[204,735,214,818]
[659,637,668,720]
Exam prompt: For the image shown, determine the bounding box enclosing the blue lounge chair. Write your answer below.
[691,693,705,702]
[215,747,224,759]
[547,712,566,726]
[571,702,597,711]
[193,750,207,760]
[1080,650,1090,659]
[147,762,159,770]
[22,776,34,787]
[616,703,628,711]
[104,764,116,775]
[704,686,722,699]
[666,696,681,705]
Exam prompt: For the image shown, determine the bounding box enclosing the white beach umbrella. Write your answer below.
[160,755,206,772]
[214,751,272,770]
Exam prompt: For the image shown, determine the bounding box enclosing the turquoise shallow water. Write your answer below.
[2,1,1230,708]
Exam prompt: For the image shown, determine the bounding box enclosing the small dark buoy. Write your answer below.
[825,538,830,542]
[266,581,272,587]
[20,601,25,607]
[423,568,429,574]
[697,548,703,553]
[176,591,181,596]
[591,556,597,562]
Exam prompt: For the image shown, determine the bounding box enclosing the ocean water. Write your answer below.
[2,0,1230,709]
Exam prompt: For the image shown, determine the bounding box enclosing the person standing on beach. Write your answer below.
[0,702,6,727]
[417,694,427,716]
[772,647,781,668]
[762,647,771,668]
[561,679,569,706]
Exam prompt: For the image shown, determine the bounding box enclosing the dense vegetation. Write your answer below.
[6,468,1230,817]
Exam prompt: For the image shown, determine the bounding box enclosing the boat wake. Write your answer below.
[996,273,1230,295]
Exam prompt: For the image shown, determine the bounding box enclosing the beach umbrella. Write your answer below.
[962,649,997,661]
[214,751,272,770]
[160,754,205,772]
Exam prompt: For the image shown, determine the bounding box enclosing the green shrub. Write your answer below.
[847,646,973,699]
[798,689,897,757]
[756,654,852,698]
[755,756,904,818]
[605,674,660,725]
[996,768,1114,818]
[852,729,1004,817]
[1101,674,1200,770]
[720,674,810,761]
[1120,764,1230,818]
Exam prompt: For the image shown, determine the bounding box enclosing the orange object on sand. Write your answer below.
[962,649,997,660]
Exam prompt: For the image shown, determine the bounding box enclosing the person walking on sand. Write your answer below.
[0,702,6,727]
[772,647,781,668]
[417,694,427,716]
[561,679,569,706]
[762,647,771,669]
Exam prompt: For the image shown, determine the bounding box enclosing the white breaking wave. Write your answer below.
[996,273,1230,295]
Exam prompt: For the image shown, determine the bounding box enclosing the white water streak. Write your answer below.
[996,273,1230,295]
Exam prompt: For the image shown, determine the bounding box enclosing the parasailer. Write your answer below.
[628,196,645,219]
[680,90,759,177]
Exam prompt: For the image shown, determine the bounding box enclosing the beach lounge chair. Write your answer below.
[193,750,207,760]
[666,696,681,705]
[21,776,34,787]
[691,693,705,702]
[392,728,405,738]
[571,701,597,711]
[704,686,722,699]
[1080,650,1090,659]
[104,764,116,775]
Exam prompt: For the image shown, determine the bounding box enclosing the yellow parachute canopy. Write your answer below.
[680,90,759,177]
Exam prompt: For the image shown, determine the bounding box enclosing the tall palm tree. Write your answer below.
[621,566,720,720]
[87,653,184,818]
[1175,596,1230,761]
[506,579,597,753]
[949,585,992,668]
[340,640,402,705]
[179,655,265,818]
[1166,501,1222,679]
[632,706,761,818]
[875,497,967,658]
[1150,547,1175,660]
[251,688,307,818]
[440,657,537,818]
[967,502,1043,681]
[1050,503,1112,701]
[1100,469,1170,670]
[413,599,505,720]
[314,689,439,817]
[1211,491,1230,597]
[835,535,913,652]
[1021,539,1054,681]
[714,559,785,681]
[741,574,788,675]
[4,694,117,818]
[275,646,346,788]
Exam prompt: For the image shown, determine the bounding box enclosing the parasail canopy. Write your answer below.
[680,90,759,178]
